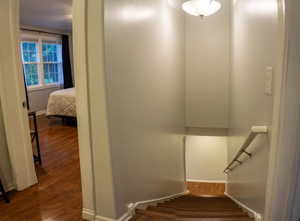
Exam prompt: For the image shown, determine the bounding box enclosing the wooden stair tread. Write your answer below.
[136,209,175,219]
[176,211,248,218]
[130,195,253,221]
[157,204,242,211]
[147,207,248,218]
[129,214,146,221]
[176,218,253,221]
[147,205,176,213]
[130,214,172,221]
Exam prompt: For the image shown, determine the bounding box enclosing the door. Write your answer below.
[0,0,37,190]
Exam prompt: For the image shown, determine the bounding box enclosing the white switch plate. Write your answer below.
[265,66,273,95]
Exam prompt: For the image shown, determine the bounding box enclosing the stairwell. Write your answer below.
[129,195,254,221]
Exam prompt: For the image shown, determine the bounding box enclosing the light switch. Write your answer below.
[265,66,273,95]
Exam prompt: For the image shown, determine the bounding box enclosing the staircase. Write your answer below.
[129,195,254,221]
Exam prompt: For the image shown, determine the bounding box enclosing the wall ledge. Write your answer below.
[187,179,227,183]
[185,127,228,136]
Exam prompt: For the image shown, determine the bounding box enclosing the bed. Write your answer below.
[46,88,76,118]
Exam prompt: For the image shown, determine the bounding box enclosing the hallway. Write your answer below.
[0,117,84,221]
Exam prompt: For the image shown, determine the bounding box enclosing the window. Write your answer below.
[20,33,63,89]
[21,42,39,86]
[42,43,63,84]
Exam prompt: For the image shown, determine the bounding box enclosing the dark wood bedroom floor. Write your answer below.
[0,116,85,221]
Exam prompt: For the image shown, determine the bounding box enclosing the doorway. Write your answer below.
[0,0,93,220]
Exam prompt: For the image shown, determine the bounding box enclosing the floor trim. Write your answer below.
[82,208,95,221]
[82,209,130,221]
[224,192,262,221]
[95,215,117,221]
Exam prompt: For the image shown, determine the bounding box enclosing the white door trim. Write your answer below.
[72,0,96,217]
[73,0,117,219]
[264,0,300,220]
[0,0,37,190]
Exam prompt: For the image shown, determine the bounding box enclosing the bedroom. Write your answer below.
[0,0,83,219]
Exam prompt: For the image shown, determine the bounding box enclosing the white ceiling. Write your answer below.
[20,0,73,33]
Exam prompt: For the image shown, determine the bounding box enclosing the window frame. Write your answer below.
[20,32,63,91]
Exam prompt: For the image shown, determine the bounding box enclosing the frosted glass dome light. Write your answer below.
[182,0,222,17]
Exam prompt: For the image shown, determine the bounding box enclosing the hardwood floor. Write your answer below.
[187,181,225,196]
[0,116,85,221]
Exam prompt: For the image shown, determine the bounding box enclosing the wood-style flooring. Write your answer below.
[187,181,225,196]
[0,116,85,221]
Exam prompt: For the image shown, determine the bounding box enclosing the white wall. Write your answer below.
[185,0,230,128]
[104,0,186,217]
[28,86,61,112]
[227,0,279,215]
[186,136,227,182]
[0,101,14,189]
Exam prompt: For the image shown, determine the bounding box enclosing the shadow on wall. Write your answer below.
[0,101,14,189]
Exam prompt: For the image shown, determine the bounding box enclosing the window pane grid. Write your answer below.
[42,43,62,85]
[23,63,38,86]
[20,36,63,88]
[21,42,38,63]
[43,63,62,84]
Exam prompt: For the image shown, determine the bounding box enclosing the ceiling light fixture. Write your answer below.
[182,0,222,18]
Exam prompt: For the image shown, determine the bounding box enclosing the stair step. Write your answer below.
[136,209,175,219]
[176,218,253,221]
[157,204,242,212]
[170,198,232,201]
[161,204,240,209]
[129,214,147,221]
[130,195,253,221]
[147,205,248,218]
[130,214,172,221]
[147,205,176,213]
[176,211,249,218]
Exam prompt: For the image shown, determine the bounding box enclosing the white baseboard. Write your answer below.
[82,208,95,221]
[186,179,227,183]
[82,209,130,221]
[95,215,117,221]
[224,192,262,221]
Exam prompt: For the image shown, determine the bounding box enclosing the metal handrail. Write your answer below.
[224,126,268,173]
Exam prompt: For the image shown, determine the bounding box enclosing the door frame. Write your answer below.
[72,0,96,218]
[73,0,117,219]
[0,0,115,220]
[264,0,300,220]
[0,0,37,191]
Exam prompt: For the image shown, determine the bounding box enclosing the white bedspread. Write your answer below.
[46,88,76,117]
